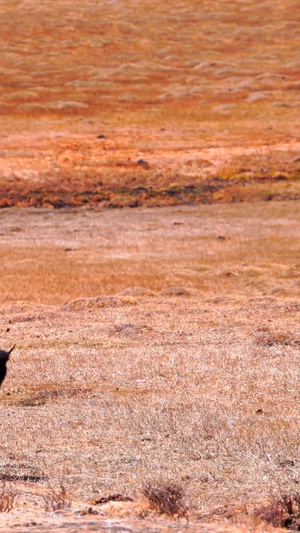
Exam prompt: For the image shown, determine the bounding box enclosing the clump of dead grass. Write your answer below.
[42,484,71,512]
[254,493,300,530]
[141,482,188,518]
[0,481,17,512]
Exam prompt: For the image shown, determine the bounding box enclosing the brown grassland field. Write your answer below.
[0,0,300,531]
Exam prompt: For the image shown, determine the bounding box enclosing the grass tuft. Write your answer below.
[141,482,188,518]
[42,484,71,513]
[0,481,17,513]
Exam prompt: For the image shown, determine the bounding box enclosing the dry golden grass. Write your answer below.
[1,0,299,125]
[0,0,299,530]
[0,0,299,206]
[0,202,299,532]
[0,202,299,303]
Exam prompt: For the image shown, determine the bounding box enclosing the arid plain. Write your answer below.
[0,0,299,531]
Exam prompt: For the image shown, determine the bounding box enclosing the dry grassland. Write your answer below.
[0,202,299,532]
[0,0,300,531]
[0,0,299,206]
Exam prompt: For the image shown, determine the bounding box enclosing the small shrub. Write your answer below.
[255,493,300,530]
[141,482,188,518]
[42,484,71,512]
[0,481,17,512]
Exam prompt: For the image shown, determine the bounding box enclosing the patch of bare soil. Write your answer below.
[0,509,268,533]
[0,203,299,531]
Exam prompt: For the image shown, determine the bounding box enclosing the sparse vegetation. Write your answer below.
[142,482,188,518]
[0,0,299,530]
[0,481,17,513]
[42,484,71,513]
[0,0,299,208]
[0,203,299,528]
[254,493,300,530]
